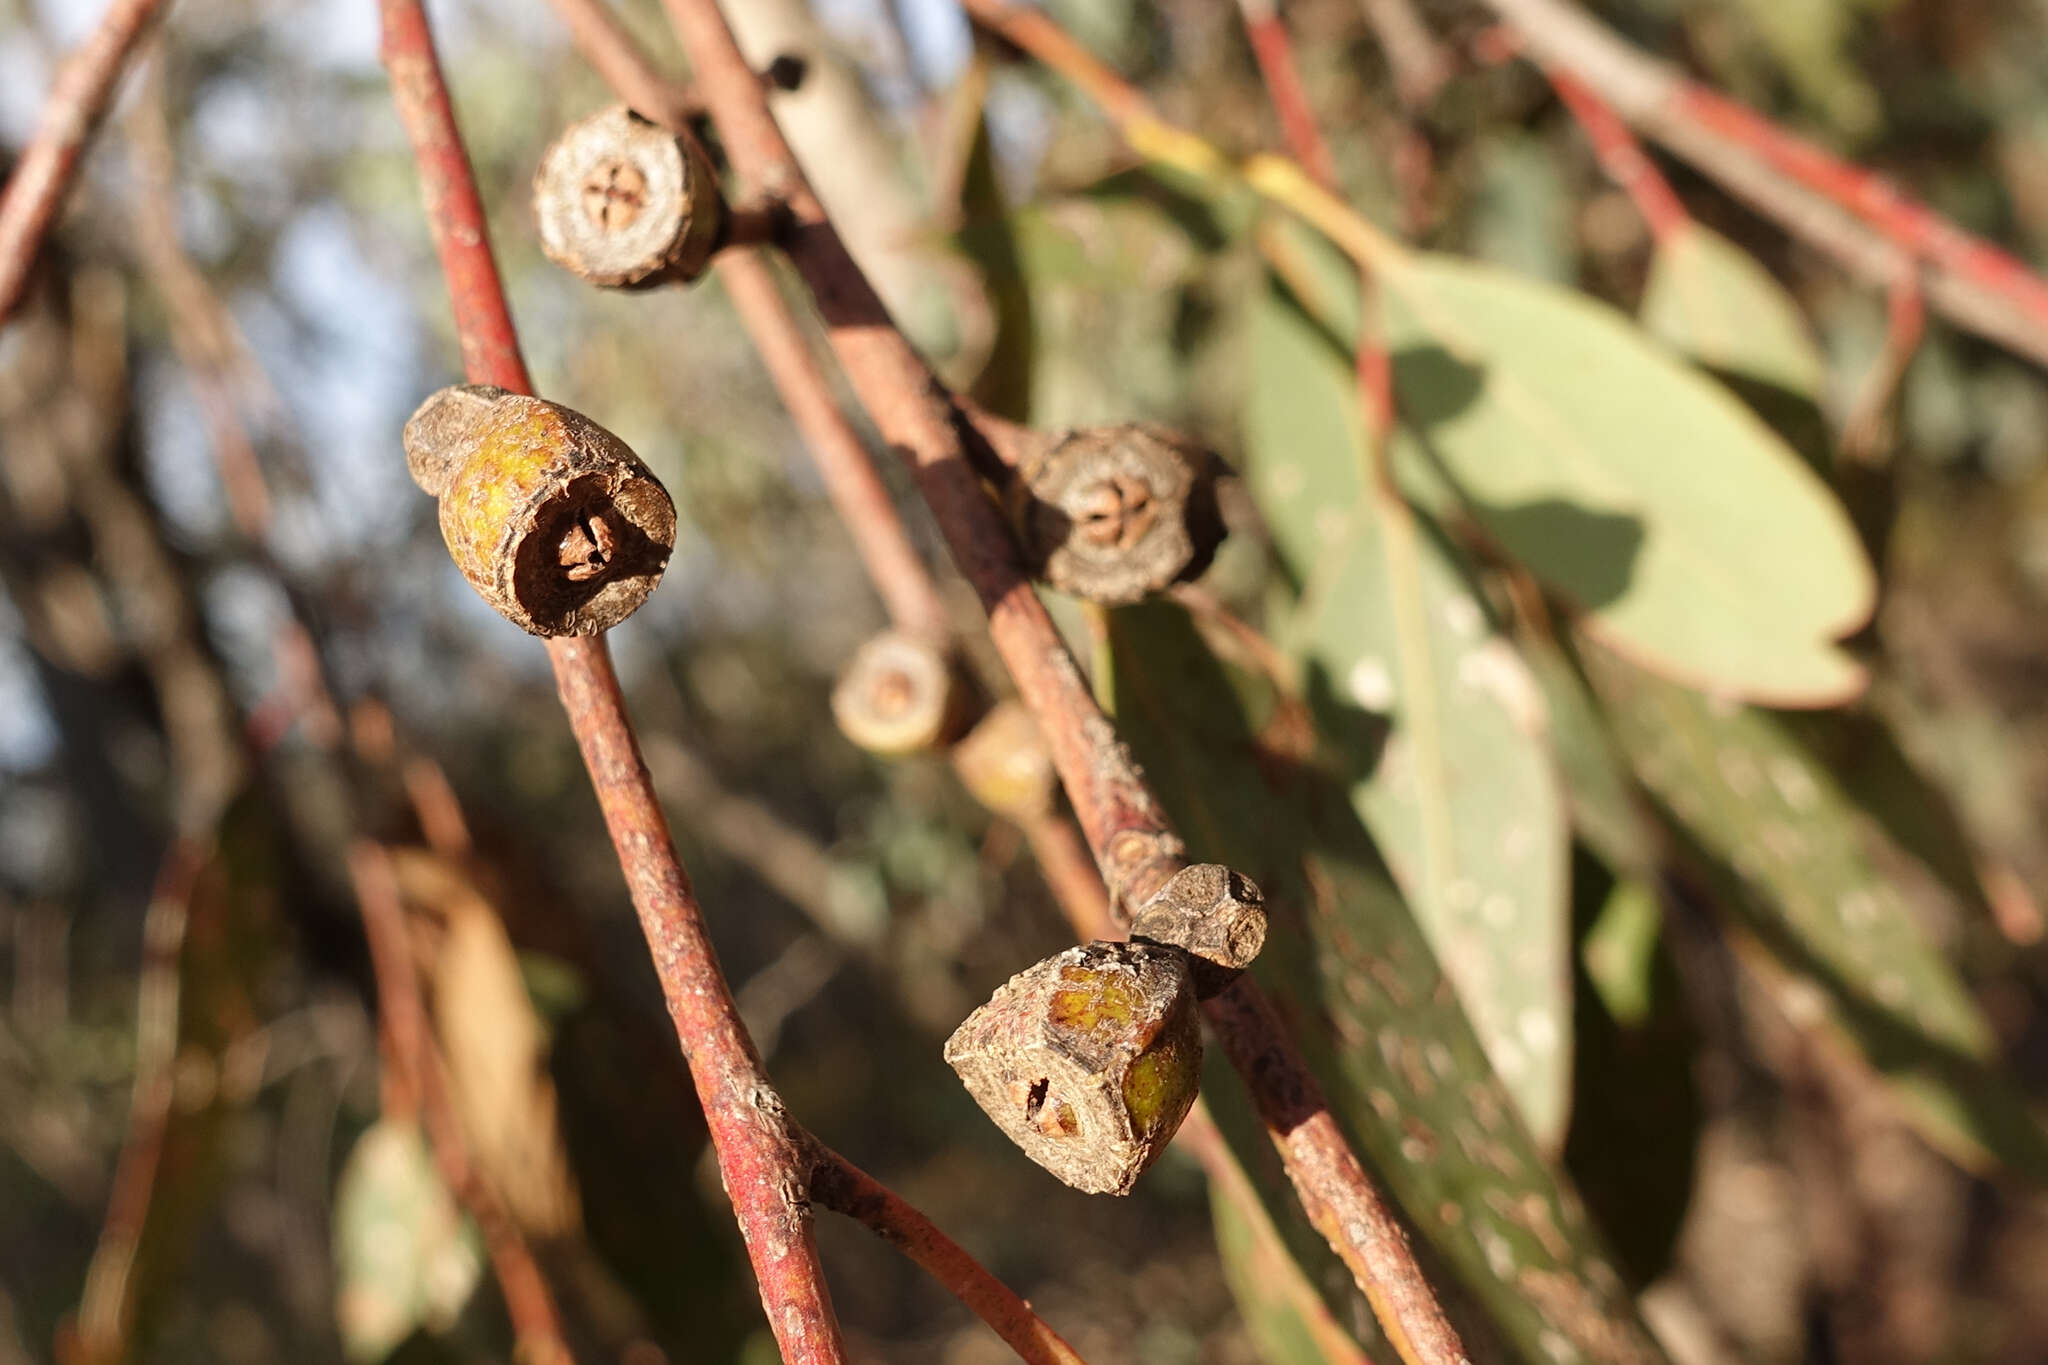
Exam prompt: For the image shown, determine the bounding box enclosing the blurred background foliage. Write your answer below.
[5,0,2048,1362]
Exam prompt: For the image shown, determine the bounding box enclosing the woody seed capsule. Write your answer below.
[944,940,1201,1195]
[1008,423,1227,606]
[534,105,727,288]
[402,385,676,636]
[830,629,966,756]
[951,700,1056,820]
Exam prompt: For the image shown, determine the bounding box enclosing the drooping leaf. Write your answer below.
[1641,224,1826,401]
[393,850,581,1240]
[1103,601,1663,1365]
[1246,274,1573,1148]
[1375,251,1874,706]
[333,1119,483,1362]
[1584,648,2048,1180]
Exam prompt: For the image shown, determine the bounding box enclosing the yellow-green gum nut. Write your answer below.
[943,940,1201,1195]
[951,700,1056,819]
[405,388,676,637]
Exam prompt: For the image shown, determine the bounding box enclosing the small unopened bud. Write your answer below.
[944,941,1201,1195]
[534,105,726,288]
[1008,424,1227,605]
[830,630,966,756]
[402,385,676,636]
[1129,863,1266,996]
[952,701,1055,820]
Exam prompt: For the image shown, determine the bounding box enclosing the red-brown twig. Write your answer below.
[1546,68,1689,242]
[664,1,1467,1360]
[376,3,848,1358]
[716,251,954,644]
[1841,272,1925,463]
[806,1146,1088,1365]
[1237,0,1338,190]
[1472,0,2048,370]
[0,0,170,323]
[348,842,573,1365]
[1357,0,1451,112]
[67,839,207,1365]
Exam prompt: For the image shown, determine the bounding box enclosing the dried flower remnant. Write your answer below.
[945,941,1202,1195]
[1008,424,1228,606]
[402,385,676,636]
[534,104,727,287]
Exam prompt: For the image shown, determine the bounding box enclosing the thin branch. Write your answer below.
[1841,272,1925,463]
[0,0,170,323]
[375,3,848,1358]
[717,250,954,644]
[1471,0,2048,370]
[807,1145,1089,1365]
[347,843,573,1365]
[663,2,1467,1360]
[1237,0,1338,189]
[1544,65,1690,242]
[1356,0,1451,112]
[70,839,207,1365]
[544,0,1114,952]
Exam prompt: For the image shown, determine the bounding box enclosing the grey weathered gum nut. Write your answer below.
[830,630,963,756]
[1008,423,1227,606]
[400,385,677,637]
[534,105,725,288]
[1129,863,1267,974]
[944,941,1202,1195]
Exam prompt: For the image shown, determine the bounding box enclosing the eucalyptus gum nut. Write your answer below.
[943,941,1202,1195]
[830,630,965,756]
[1007,423,1228,606]
[401,387,676,637]
[533,105,726,288]
[952,700,1055,819]
[1129,863,1267,990]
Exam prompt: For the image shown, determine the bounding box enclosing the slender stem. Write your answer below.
[1841,272,1925,464]
[807,1145,1090,1365]
[0,0,170,323]
[376,4,847,1358]
[1472,0,2048,370]
[717,249,954,644]
[664,0,1187,917]
[1356,0,1451,111]
[662,2,1467,1360]
[1544,67,1690,242]
[543,0,1115,949]
[1237,0,1338,190]
[347,843,574,1365]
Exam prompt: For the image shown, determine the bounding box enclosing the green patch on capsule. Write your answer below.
[1122,1033,1197,1137]
[1049,968,1139,1040]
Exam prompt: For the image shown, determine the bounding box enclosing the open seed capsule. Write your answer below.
[402,384,676,637]
[943,940,1202,1195]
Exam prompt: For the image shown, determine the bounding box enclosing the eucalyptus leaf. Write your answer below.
[1377,252,1874,705]
[334,1120,483,1362]
[1103,602,1663,1365]
[1247,276,1573,1149]
[1641,224,1827,401]
[1586,649,2048,1180]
